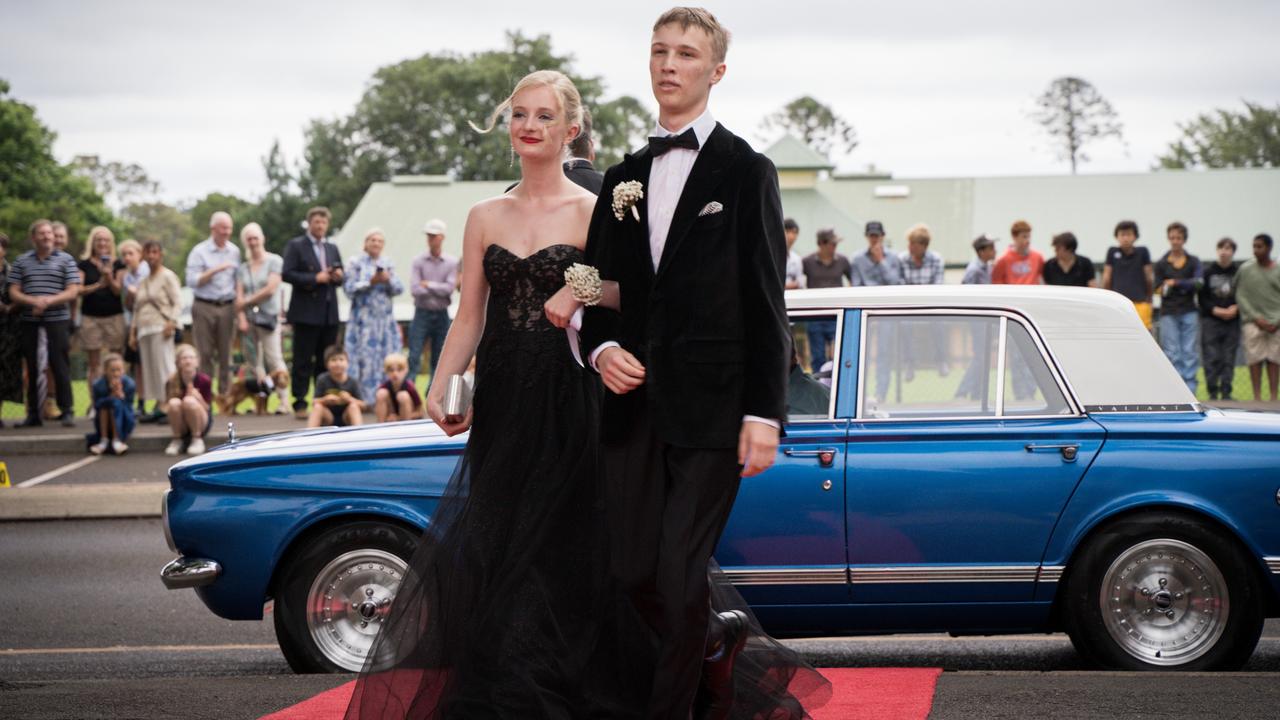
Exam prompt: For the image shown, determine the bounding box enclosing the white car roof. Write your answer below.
[785,285,1196,409]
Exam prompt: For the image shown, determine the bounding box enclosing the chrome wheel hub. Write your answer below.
[306,549,407,672]
[1100,538,1228,666]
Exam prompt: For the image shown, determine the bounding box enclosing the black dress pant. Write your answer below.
[603,404,741,720]
[1201,316,1240,396]
[291,322,339,409]
[21,320,71,418]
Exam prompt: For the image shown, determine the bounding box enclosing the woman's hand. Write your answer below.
[426,391,472,436]
[163,320,175,339]
[128,330,138,351]
[543,285,581,329]
[237,314,249,334]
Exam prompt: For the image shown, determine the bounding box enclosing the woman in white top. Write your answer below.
[235,222,287,408]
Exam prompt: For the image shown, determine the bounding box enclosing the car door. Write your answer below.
[717,309,852,628]
[845,310,1106,605]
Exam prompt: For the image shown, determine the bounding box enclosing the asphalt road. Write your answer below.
[2,518,1278,719]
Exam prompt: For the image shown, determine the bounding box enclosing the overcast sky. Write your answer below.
[4,1,1278,205]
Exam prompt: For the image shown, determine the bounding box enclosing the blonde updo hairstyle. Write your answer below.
[471,70,584,152]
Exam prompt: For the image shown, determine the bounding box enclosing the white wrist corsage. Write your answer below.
[564,263,603,306]
[611,181,644,222]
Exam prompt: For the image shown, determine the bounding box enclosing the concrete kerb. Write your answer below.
[0,482,167,521]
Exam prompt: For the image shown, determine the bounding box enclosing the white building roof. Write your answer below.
[785,284,1196,409]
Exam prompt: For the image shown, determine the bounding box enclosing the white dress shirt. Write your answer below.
[588,109,778,429]
[185,237,241,301]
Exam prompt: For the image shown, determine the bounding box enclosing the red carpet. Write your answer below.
[260,668,942,720]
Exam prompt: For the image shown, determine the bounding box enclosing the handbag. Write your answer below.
[245,265,278,331]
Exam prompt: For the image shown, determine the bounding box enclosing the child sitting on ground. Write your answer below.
[308,345,365,428]
[165,343,214,456]
[374,352,424,423]
[87,353,137,455]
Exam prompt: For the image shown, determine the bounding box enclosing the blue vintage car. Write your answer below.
[161,286,1280,674]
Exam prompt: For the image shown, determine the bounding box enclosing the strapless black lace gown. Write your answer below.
[344,244,829,720]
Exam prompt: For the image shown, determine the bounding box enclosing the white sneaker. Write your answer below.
[89,440,108,455]
[165,439,184,456]
[187,438,206,455]
[111,440,128,455]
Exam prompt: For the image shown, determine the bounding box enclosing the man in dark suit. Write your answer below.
[282,206,344,419]
[580,8,790,719]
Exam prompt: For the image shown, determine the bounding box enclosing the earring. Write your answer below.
[510,144,516,167]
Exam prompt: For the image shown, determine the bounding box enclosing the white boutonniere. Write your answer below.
[611,180,644,222]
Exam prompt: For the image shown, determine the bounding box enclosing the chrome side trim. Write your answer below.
[161,489,176,553]
[1037,565,1066,583]
[722,568,848,586]
[161,556,222,590]
[1265,557,1280,574]
[850,565,1041,584]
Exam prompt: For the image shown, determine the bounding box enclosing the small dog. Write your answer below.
[218,369,290,416]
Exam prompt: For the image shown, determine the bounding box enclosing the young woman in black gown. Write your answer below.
[344,70,828,720]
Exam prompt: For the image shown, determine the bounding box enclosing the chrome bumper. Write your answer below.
[161,556,222,589]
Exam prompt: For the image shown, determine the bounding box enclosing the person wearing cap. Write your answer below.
[801,227,852,371]
[783,218,805,290]
[963,235,997,285]
[282,206,344,418]
[407,218,458,380]
[850,221,904,287]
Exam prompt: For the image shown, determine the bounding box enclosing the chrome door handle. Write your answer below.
[784,447,839,468]
[1025,443,1079,462]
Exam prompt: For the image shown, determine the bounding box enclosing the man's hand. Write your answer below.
[738,421,779,478]
[543,285,580,329]
[315,269,332,285]
[597,346,645,394]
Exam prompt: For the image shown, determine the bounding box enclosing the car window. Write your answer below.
[788,314,837,420]
[861,315,1000,419]
[1002,321,1072,416]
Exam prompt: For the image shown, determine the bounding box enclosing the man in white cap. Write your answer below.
[407,219,457,380]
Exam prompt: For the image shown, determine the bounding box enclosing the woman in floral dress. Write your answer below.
[343,228,404,403]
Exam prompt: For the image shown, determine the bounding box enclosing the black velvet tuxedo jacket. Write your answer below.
[282,234,343,326]
[581,123,790,449]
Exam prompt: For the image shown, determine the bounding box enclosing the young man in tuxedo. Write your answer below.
[281,207,344,419]
[581,8,790,719]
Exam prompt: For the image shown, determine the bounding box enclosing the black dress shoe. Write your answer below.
[17,416,43,428]
[695,609,750,720]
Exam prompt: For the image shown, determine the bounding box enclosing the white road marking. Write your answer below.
[16,456,101,488]
[1,643,279,656]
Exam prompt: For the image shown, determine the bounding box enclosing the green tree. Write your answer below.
[1157,101,1280,169]
[71,155,161,211]
[1031,76,1124,174]
[122,201,193,247]
[299,32,648,226]
[256,140,312,254]
[592,95,654,169]
[0,79,116,250]
[759,96,858,159]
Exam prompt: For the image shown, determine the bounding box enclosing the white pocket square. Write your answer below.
[698,201,724,217]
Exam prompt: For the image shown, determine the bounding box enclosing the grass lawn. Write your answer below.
[2,366,1267,421]
[1,373,440,420]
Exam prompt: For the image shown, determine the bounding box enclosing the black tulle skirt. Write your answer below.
[344,329,830,719]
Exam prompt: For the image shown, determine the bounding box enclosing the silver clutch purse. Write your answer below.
[443,374,472,423]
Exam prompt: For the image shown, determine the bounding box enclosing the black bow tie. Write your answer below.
[648,127,700,157]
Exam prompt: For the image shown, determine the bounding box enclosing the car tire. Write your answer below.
[1061,511,1264,670]
[273,520,419,673]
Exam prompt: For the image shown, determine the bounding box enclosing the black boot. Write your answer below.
[694,609,749,720]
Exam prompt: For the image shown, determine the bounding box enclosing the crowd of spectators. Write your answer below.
[788,217,1280,402]
[0,210,459,457]
[2,207,1277,456]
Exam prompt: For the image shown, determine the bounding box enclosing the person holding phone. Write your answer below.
[282,207,344,419]
[77,226,126,395]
